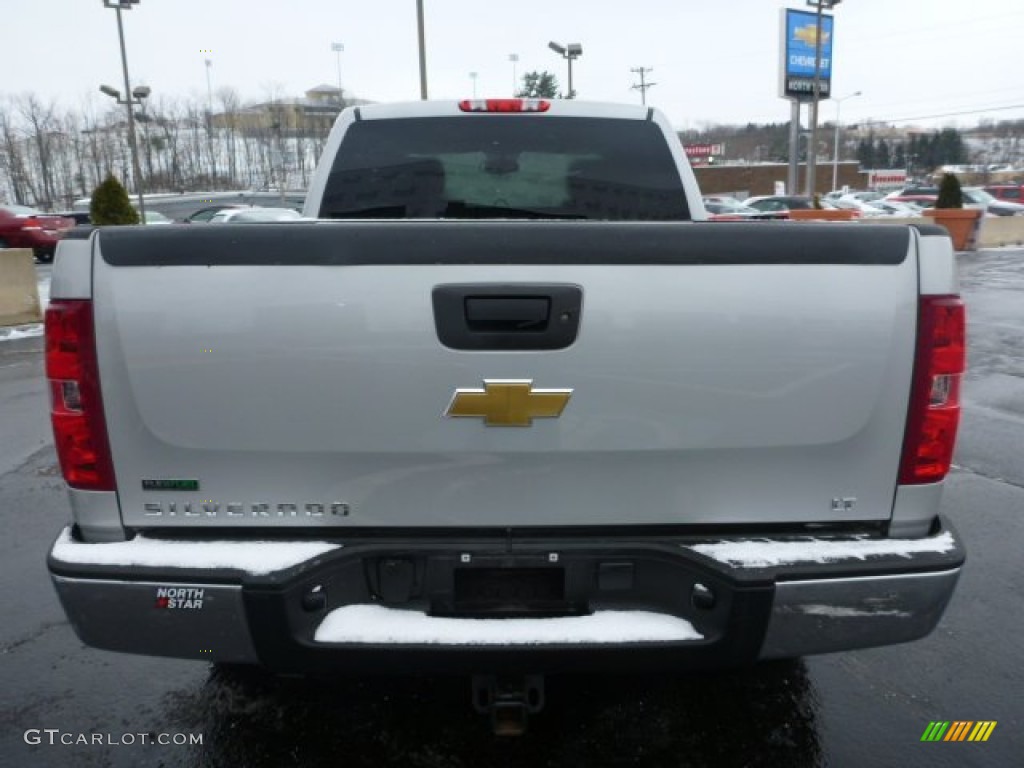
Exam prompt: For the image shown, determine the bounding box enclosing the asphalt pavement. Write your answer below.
[1,254,1021,767]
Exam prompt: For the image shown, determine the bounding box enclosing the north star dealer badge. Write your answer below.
[445,380,572,427]
[155,587,204,610]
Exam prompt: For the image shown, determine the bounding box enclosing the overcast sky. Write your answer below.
[6,0,1024,131]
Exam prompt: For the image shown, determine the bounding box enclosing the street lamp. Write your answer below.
[548,41,583,99]
[331,42,344,102]
[831,90,862,192]
[101,0,146,221]
[99,83,151,219]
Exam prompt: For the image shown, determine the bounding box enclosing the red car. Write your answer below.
[0,204,74,263]
[984,184,1024,204]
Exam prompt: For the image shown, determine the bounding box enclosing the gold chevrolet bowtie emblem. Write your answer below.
[445,380,572,427]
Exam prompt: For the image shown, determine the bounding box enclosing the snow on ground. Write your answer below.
[314,604,703,645]
[50,526,341,575]
[687,531,957,568]
[0,275,48,342]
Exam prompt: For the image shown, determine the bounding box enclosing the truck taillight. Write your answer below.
[45,300,116,491]
[899,296,965,485]
[458,99,551,113]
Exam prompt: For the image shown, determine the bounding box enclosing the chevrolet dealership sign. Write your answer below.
[780,8,834,101]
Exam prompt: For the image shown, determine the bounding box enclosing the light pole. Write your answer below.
[805,0,842,197]
[831,90,862,192]
[548,41,582,99]
[99,82,151,219]
[204,58,214,116]
[101,0,146,221]
[509,53,519,96]
[331,42,345,102]
[469,72,478,98]
[416,0,428,99]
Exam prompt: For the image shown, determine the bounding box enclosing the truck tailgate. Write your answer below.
[93,222,918,530]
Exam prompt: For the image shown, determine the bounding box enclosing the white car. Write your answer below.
[208,207,303,223]
[142,211,174,225]
[832,196,887,216]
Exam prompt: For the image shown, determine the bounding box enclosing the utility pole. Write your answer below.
[416,0,428,99]
[630,67,656,105]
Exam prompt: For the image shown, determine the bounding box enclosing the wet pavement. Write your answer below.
[1,252,1022,767]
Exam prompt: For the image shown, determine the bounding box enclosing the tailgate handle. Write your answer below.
[433,284,582,351]
[465,296,550,332]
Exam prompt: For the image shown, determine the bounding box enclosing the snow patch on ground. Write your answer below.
[50,526,341,575]
[0,277,48,343]
[314,604,703,645]
[0,324,44,341]
[688,532,956,568]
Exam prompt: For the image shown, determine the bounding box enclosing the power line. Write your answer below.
[854,103,1024,126]
[630,67,655,106]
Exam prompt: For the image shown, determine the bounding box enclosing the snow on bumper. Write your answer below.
[50,526,341,574]
[313,605,702,645]
[47,522,964,668]
[682,528,964,658]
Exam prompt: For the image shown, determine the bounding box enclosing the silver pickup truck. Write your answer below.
[46,99,965,724]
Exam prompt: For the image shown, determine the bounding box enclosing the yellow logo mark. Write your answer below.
[922,720,997,742]
[794,24,830,47]
[445,380,572,427]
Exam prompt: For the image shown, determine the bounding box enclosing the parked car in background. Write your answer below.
[887,186,1023,216]
[0,204,74,262]
[703,198,778,220]
[887,186,940,199]
[831,197,887,217]
[141,210,175,225]
[743,195,838,218]
[886,193,939,208]
[984,184,1024,204]
[208,206,304,223]
[962,187,1024,216]
[871,200,926,217]
[54,211,93,226]
[700,196,749,208]
[843,190,884,204]
[183,204,247,223]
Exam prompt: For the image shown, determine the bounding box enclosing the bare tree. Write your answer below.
[19,94,62,207]
[0,79,351,205]
[0,98,31,204]
[217,86,242,187]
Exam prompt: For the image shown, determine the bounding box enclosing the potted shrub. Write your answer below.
[90,175,140,226]
[924,173,982,251]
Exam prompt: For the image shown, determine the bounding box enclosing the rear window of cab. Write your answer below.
[320,116,689,221]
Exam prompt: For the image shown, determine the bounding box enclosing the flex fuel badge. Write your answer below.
[155,587,204,610]
[142,479,199,492]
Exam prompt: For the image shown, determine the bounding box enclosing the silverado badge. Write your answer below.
[445,380,572,427]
